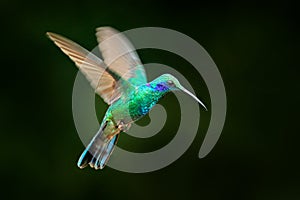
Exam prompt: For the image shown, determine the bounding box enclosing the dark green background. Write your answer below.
[1,0,298,199]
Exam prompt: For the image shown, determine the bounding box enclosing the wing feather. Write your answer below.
[47,32,122,104]
[96,27,147,86]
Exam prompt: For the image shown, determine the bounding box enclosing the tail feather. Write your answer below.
[77,121,120,170]
[77,146,94,169]
[94,134,119,169]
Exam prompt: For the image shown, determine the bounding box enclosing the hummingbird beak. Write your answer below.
[179,86,208,111]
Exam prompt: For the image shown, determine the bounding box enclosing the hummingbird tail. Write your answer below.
[77,121,120,170]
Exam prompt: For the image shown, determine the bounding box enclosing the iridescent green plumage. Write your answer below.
[47,27,207,170]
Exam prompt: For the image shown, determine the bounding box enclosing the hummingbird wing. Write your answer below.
[96,27,147,86]
[47,32,131,104]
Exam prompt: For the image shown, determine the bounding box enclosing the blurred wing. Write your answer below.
[96,27,147,86]
[47,32,124,104]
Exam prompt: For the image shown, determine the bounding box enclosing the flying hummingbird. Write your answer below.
[47,27,207,170]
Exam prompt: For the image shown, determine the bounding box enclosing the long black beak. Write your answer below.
[179,86,207,111]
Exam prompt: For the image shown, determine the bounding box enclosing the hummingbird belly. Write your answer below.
[107,86,160,126]
[108,99,151,125]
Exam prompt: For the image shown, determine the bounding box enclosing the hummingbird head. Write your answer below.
[152,74,207,111]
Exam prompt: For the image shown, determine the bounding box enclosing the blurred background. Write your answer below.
[0,0,298,199]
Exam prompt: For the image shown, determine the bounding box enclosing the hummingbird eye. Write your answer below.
[167,80,174,86]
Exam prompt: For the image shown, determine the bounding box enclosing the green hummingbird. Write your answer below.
[47,27,207,170]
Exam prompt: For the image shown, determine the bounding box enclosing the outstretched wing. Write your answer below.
[47,32,128,105]
[96,27,147,86]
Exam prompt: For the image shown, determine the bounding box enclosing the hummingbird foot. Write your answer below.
[106,121,131,140]
[117,121,131,132]
[107,129,121,141]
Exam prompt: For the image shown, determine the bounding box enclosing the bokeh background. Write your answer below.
[0,0,298,199]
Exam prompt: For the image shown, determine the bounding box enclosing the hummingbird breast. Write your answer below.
[109,85,167,124]
[127,85,165,121]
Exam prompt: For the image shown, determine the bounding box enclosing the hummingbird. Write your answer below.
[47,27,207,170]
